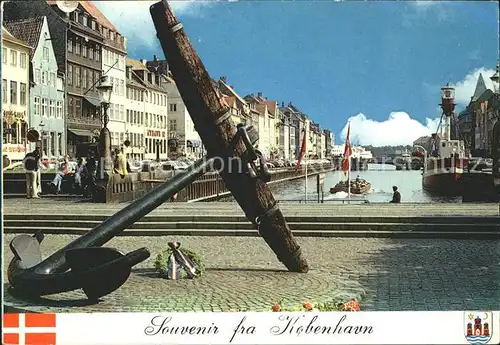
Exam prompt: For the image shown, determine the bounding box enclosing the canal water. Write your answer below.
[269,164,462,203]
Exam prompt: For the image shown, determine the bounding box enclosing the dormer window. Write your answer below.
[91,20,96,30]
[74,11,79,23]
[110,31,114,41]
[83,15,87,26]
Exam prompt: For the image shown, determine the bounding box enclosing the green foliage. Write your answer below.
[154,247,205,279]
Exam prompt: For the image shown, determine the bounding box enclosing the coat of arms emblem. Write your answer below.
[465,311,492,344]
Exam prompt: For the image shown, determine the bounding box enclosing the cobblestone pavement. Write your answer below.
[3,198,499,217]
[3,235,499,312]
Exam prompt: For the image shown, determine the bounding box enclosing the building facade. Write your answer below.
[2,27,31,162]
[5,16,66,157]
[126,58,169,161]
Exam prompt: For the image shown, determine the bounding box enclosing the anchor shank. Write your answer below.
[34,156,214,274]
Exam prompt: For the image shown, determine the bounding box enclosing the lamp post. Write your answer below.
[96,75,113,177]
[39,121,45,156]
[156,139,160,162]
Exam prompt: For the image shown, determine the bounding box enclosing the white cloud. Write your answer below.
[95,1,212,48]
[449,67,495,105]
[339,112,441,146]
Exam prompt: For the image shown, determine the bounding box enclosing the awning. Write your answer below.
[84,96,101,107]
[68,129,94,137]
[187,140,202,148]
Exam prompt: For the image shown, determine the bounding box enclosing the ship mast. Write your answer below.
[439,83,456,141]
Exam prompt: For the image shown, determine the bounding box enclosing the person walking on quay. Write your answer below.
[24,147,41,199]
[390,185,401,203]
[113,148,128,178]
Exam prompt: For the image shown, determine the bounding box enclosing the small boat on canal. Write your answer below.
[330,178,371,194]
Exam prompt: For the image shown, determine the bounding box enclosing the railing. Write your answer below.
[141,163,336,202]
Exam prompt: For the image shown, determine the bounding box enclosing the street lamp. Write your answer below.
[39,121,45,156]
[96,75,113,176]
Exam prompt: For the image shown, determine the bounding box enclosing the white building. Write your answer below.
[125,58,169,161]
[332,144,373,159]
[2,27,30,162]
[164,76,202,159]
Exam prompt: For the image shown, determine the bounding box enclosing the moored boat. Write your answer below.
[422,84,493,196]
[330,179,371,194]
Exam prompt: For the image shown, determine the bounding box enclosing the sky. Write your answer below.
[95,0,499,146]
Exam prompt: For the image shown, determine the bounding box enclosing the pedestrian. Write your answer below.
[390,185,401,203]
[73,157,87,194]
[23,147,41,199]
[113,148,128,178]
[50,158,69,194]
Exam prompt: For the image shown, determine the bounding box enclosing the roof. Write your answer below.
[219,79,247,105]
[78,1,117,32]
[46,0,117,32]
[471,73,488,102]
[2,27,31,48]
[4,17,44,58]
[127,58,148,71]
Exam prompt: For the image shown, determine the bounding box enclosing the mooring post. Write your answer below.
[150,0,309,273]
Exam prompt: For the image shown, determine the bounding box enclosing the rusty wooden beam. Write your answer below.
[150,0,309,273]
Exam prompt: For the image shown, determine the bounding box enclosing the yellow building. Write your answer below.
[2,27,31,162]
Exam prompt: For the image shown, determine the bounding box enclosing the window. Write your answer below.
[2,48,7,63]
[2,79,7,103]
[68,38,73,52]
[43,47,49,60]
[49,100,55,117]
[68,97,74,116]
[34,69,40,84]
[89,46,93,60]
[10,81,17,104]
[41,71,46,84]
[56,101,62,118]
[75,99,81,116]
[83,15,87,26]
[50,72,55,86]
[10,50,17,66]
[34,97,40,115]
[95,48,100,62]
[169,119,177,132]
[110,76,115,94]
[82,43,87,57]
[120,105,124,121]
[87,69,92,89]
[92,21,96,30]
[75,39,80,55]
[20,53,27,68]
[94,71,99,90]
[110,31,114,41]
[120,79,124,96]
[68,65,73,85]
[42,98,48,116]
[20,83,26,106]
[82,69,87,88]
[75,67,80,87]
[126,109,130,122]
[169,103,177,112]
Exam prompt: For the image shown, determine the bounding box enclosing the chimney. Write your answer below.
[258,92,262,98]
[126,65,132,79]
[220,76,227,83]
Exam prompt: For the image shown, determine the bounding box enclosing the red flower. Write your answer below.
[341,299,360,312]
[272,304,280,312]
[303,302,313,311]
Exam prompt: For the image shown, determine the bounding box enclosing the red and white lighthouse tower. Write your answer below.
[439,83,456,141]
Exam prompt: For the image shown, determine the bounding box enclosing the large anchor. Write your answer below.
[7,156,216,300]
[236,124,271,183]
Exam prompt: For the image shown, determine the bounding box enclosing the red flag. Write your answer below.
[341,123,352,175]
[3,313,57,345]
[296,129,307,169]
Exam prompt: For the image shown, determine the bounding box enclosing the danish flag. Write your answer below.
[3,313,56,345]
